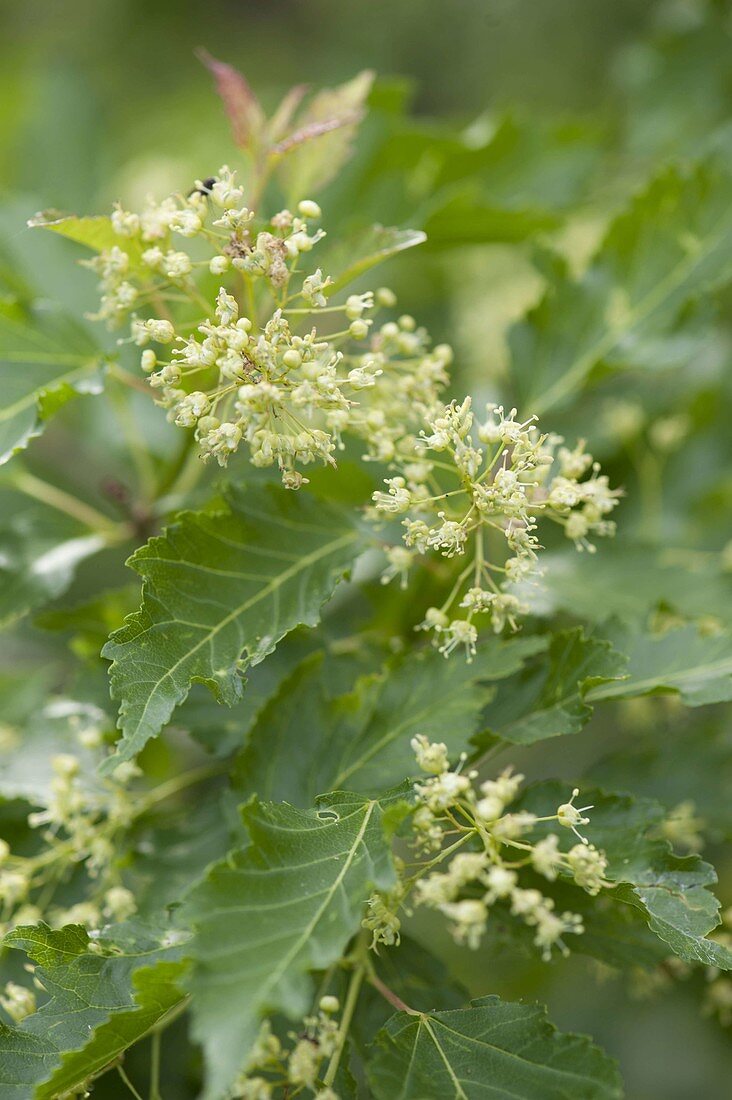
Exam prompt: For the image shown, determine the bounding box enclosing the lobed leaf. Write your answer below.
[0,485,107,629]
[28,211,132,256]
[589,623,732,706]
[358,111,603,240]
[175,628,320,757]
[0,923,187,1100]
[367,996,623,1100]
[478,628,627,746]
[423,191,560,245]
[197,50,265,150]
[102,483,363,769]
[509,159,732,412]
[184,790,399,1099]
[234,635,545,803]
[595,718,732,842]
[0,300,105,465]
[323,224,426,296]
[275,71,374,199]
[534,545,732,627]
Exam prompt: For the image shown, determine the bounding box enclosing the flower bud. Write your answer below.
[298,199,322,219]
[345,294,365,320]
[196,416,221,436]
[282,349,302,369]
[475,795,504,822]
[103,885,137,921]
[424,607,449,629]
[174,392,211,426]
[141,247,164,268]
[209,255,230,275]
[52,754,79,778]
[147,319,175,344]
[164,251,193,279]
[78,726,103,749]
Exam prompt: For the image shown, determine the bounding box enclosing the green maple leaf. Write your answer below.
[589,623,732,706]
[509,159,732,412]
[184,790,401,1099]
[367,996,623,1100]
[102,483,363,769]
[234,636,544,803]
[478,628,626,746]
[0,299,105,465]
[0,922,187,1100]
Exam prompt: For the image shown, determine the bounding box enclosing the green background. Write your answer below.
[1,0,731,1096]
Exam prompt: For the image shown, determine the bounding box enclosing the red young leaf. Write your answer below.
[196,49,264,149]
[272,112,364,155]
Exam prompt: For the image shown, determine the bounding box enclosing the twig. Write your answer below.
[366,973,420,1016]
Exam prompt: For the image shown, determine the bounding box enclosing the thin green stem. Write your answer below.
[366,972,420,1016]
[9,469,129,540]
[107,362,154,396]
[134,761,227,815]
[473,527,484,588]
[475,444,505,483]
[240,270,257,322]
[146,283,175,324]
[283,305,345,315]
[322,958,365,1088]
[183,279,215,315]
[403,830,476,887]
[310,963,339,1014]
[117,1064,144,1100]
[149,1029,162,1100]
[107,381,158,500]
[154,432,198,500]
[439,560,474,615]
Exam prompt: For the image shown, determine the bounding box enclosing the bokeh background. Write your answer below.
[2,0,731,1096]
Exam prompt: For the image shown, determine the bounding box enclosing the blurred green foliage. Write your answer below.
[1,1,732,1096]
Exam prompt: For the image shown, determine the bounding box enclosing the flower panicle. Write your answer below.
[388,737,612,961]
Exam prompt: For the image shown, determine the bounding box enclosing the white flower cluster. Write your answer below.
[347,316,453,463]
[405,736,609,960]
[85,173,618,637]
[0,725,138,935]
[85,171,451,488]
[372,399,621,650]
[231,1001,342,1099]
[362,883,406,949]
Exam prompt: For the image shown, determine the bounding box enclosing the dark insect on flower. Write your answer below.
[190,176,217,197]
